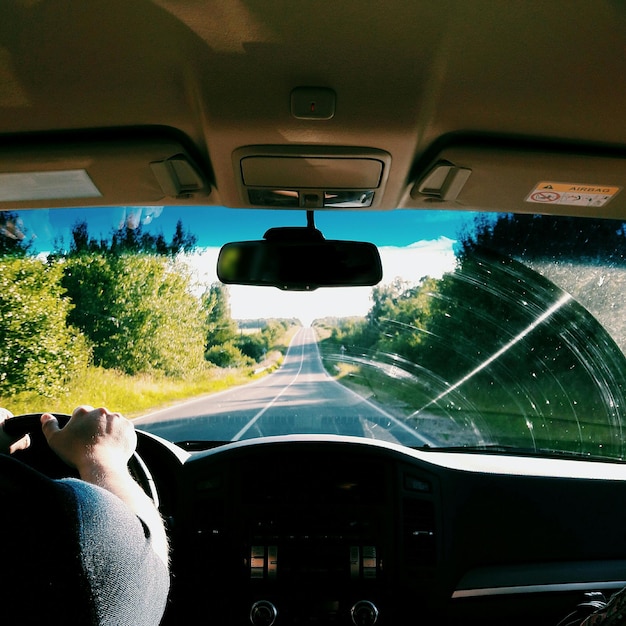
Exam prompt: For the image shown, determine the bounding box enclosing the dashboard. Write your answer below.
[136,433,626,625]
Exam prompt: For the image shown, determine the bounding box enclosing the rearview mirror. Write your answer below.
[217,227,382,291]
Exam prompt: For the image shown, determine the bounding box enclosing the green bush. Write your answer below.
[0,257,90,396]
[237,333,267,361]
[62,254,206,376]
[205,342,253,368]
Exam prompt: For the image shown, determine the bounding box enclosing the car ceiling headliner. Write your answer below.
[1,1,626,215]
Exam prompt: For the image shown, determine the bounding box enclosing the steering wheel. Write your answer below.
[3,413,159,505]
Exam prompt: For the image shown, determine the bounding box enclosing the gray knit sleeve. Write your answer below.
[58,478,169,626]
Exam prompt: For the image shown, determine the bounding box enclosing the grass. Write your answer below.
[2,349,286,419]
[2,327,297,419]
[1,366,260,418]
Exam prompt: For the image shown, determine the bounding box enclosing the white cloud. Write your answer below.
[183,237,457,326]
[379,236,456,284]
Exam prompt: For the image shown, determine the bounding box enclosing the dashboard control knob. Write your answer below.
[250,600,278,626]
[350,600,379,626]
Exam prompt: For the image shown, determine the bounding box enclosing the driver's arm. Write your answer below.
[40,405,169,568]
[1,406,169,625]
[0,405,168,568]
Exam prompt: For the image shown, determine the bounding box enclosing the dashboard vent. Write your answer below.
[402,497,437,572]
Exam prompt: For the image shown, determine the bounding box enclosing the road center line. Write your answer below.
[231,334,306,441]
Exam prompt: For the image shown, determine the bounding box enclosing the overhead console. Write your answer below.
[0,132,210,210]
[408,137,626,219]
[233,146,391,210]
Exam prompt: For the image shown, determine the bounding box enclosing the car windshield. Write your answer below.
[3,206,626,460]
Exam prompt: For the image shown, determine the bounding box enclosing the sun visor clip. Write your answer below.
[412,161,472,202]
[150,154,206,199]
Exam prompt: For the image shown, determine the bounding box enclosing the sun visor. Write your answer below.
[409,142,626,219]
[0,135,210,210]
[234,146,391,209]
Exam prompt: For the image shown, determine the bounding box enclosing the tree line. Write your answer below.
[0,214,296,397]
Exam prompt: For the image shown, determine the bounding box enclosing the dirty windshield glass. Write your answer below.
[2,207,626,460]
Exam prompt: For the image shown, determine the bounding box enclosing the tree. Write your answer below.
[236,333,267,361]
[202,283,238,348]
[458,213,626,264]
[234,319,298,364]
[0,212,32,257]
[67,218,198,257]
[0,257,89,395]
[56,218,206,376]
[170,219,197,255]
[62,254,206,376]
[202,283,254,367]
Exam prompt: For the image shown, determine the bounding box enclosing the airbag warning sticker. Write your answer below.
[526,182,621,207]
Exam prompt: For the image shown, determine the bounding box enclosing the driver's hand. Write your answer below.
[0,408,31,454]
[41,406,136,476]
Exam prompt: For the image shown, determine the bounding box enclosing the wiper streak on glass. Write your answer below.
[413,293,573,417]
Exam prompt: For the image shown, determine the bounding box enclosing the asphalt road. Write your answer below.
[134,327,433,446]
